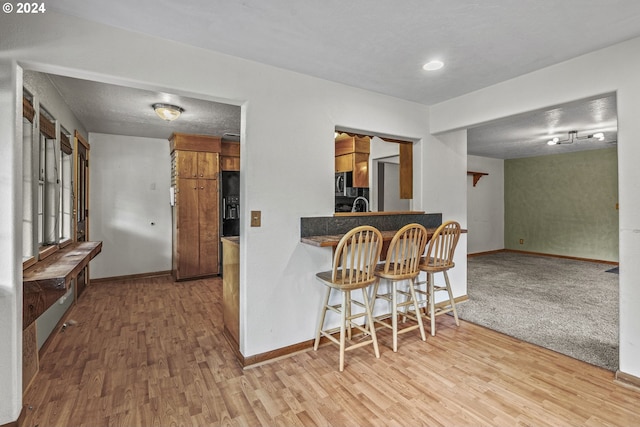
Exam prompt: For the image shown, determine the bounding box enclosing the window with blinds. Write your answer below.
[22,91,75,265]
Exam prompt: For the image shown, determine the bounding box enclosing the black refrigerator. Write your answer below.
[221,171,240,237]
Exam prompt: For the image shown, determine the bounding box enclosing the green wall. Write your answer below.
[505,147,618,261]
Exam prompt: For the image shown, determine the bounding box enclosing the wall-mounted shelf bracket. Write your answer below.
[467,171,488,187]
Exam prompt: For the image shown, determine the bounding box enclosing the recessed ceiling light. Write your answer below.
[423,60,444,71]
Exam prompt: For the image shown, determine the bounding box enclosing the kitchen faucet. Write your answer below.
[351,196,369,212]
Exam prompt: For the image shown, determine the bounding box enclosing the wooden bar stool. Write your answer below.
[314,225,383,371]
[416,220,461,336]
[370,223,429,352]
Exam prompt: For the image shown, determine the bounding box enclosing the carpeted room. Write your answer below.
[459,251,618,371]
[466,123,619,371]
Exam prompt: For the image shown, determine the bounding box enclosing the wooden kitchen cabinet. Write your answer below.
[221,156,240,171]
[335,134,370,187]
[221,237,240,352]
[170,133,222,280]
[175,150,218,178]
[221,141,240,171]
[335,134,370,156]
[174,176,219,279]
[335,153,369,187]
[335,154,352,173]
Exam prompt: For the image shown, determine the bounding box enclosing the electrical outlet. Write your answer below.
[519,239,524,244]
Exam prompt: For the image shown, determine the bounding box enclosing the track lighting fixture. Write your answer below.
[547,130,605,146]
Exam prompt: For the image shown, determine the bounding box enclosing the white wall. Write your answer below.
[467,155,504,253]
[369,135,403,211]
[0,59,22,425]
[382,163,410,211]
[429,130,468,301]
[89,133,172,279]
[23,71,87,136]
[431,36,640,379]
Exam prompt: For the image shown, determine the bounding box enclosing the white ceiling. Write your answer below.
[45,1,637,157]
[468,93,618,159]
[46,75,241,141]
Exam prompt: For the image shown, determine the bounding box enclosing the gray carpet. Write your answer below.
[457,251,619,371]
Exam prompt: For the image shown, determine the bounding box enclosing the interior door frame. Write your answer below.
[73,130,89,242]
[73,130,90,299]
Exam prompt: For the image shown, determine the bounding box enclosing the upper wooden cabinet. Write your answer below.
[335,135,370,156]
[221,141,240,171]
[335,134,370,188]
[175,151,219,178]
[170,133,222,178]
[170,132,222,152]
[335,152,369,187]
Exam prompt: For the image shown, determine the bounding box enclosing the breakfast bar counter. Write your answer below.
[301,229,438,248]
[300,212,445,258]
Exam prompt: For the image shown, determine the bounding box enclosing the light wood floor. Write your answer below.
[23,274,640,427]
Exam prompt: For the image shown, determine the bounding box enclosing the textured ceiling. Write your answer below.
[47,75,241,141]
[468,93,618,159]
[42,1,636,156]
[49,0,640,105]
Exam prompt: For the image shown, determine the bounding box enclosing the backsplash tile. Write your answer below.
[301,213,442,237]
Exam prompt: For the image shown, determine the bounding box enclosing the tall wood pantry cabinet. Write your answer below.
[170,133,221,281]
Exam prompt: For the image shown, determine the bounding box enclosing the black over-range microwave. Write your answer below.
[335,172,358,197]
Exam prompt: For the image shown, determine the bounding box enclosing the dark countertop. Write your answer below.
[301,229,436,247]
[301,228,466,248]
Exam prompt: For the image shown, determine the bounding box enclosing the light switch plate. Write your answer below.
[251,210,261,227]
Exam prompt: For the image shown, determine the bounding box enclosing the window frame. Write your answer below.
[22,91,75,267]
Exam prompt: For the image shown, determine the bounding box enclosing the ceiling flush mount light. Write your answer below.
[546,130,605,145]
[422,60,444,71]
[152,103,183,121]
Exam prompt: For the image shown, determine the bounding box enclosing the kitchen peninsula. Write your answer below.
[301,212,444,257]
[301,212,468,258]
[301,213,468,340]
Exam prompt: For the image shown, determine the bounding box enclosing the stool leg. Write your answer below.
[362,287,380,359]
[346,290,352,341]
[443,271,459,326]
[429,272,436,336]
[368,278,381,333]
[339,290,347,371]
[408,277,426,342]
[314,286,331,350]
[391,281,398,352]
